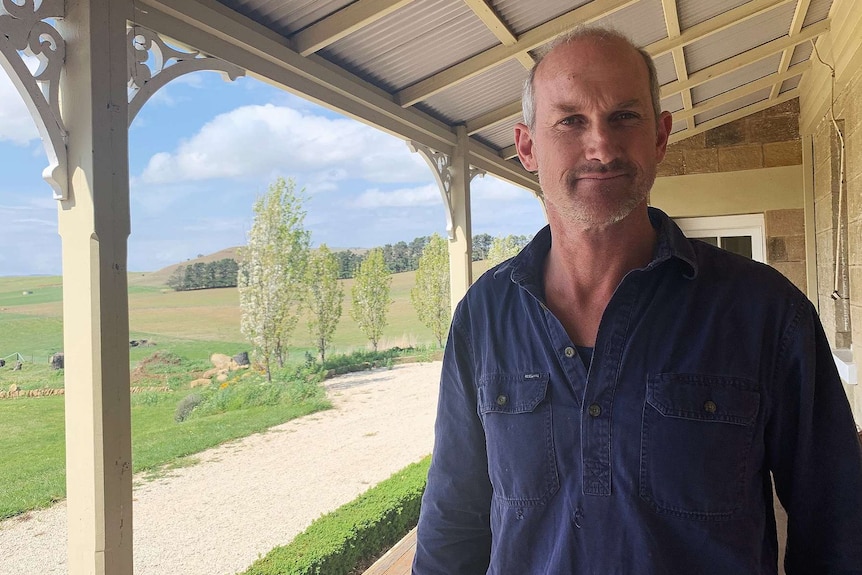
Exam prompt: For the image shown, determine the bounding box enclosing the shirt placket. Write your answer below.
[581,272,641,496]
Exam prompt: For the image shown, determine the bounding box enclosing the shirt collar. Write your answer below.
[501,207,698,288]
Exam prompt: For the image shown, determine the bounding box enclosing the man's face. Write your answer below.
[515,37,673,229]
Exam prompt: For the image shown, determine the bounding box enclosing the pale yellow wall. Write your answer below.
[651,165,804,218]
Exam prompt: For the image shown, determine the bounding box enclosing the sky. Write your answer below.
[0,60,546,276]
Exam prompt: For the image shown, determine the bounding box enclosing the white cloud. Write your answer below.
[471,175,536,202]
[0,62,41,145]
[136,104,429,185]
[351,184,440,208]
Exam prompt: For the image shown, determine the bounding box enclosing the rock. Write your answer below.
[210,353,232,370]
[202,367,220,379]
[232,352,250,366]
[216,373,229,383]
[189,378,211,388]
[0,359,4,367]
[9,384,18,393]
[50,352,64,370]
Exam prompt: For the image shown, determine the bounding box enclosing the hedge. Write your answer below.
[240,456,431,575]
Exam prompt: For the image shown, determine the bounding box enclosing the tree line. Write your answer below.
[166,259,239,291]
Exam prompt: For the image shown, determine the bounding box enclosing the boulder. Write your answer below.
[0,359,5,367]
[9,384,18,393]
[50,352,64,370]
[216,373,229,383]
[232,352,250,366]
[189,378,211,388]
[202,367,220,379]
[210,353,232,370]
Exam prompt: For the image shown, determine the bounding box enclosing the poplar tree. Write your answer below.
[350,248,392,352]
[487,235,524,266]
[306,244,343,363]
[238,177,310,381]
[410,234,450,347]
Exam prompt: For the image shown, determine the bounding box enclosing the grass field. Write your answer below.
[0,261,487,519]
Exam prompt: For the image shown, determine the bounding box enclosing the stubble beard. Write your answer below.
[545,160,655,228]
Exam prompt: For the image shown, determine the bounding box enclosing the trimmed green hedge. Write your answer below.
[241,456,431,575]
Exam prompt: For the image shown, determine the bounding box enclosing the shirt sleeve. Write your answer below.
[767,300,862,574]
[412,308,493,575]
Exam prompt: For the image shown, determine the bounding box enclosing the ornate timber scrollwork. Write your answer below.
[408,141,484,240]
[127,26,245,125]
[0,0,68,199]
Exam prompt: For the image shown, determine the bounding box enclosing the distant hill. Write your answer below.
[128,246,368,288]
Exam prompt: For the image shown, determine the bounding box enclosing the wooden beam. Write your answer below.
[771,0,813,98]
[466,100,522,134]
[395,0,638,106]
[462,0,516,45]
[668,89,799,144]
[674,62,809,122]
[660,0,695,130]
[292,0,413,56]
[646,0,795,57]
[660,19,829,98]
[397,0,791,107]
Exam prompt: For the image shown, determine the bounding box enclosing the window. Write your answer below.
[674,214,766,263]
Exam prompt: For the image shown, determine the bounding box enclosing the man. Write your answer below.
[413,27,862,574]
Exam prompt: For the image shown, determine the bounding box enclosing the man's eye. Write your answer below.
[616,112,639,121]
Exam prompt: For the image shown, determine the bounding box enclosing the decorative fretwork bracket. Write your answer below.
[0,0,68,199]
[408,141,484,240]
[127,26,245,125]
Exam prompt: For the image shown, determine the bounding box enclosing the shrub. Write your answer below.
[174,393,203,422]
[241,456,430,575]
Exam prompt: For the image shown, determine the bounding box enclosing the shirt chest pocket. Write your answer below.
[640,373,761,521]
[478,373,559,506]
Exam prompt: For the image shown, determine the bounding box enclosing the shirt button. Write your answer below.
[564,346,575,358]
[588,403,602,417]
[704,400,717,413]
[496,394,508,406]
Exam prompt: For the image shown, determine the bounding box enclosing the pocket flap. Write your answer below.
[478,372,549,414]
[647,373,760,426]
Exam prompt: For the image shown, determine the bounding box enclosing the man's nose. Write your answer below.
[583,122,618,164]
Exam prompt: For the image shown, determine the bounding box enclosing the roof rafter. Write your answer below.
[396,0,793,108]
[770,0,813,99]
[395,0,638,106]
[660,19,829,97]
[461,0,534,68]
[292,0,414,57]
[436,0,808,134]
[668,89,799,144]
[660,0,694,131]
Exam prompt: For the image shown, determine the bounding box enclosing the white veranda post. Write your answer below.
[409,125,484,312]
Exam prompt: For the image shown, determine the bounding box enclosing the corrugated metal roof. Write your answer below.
[661,92,685,113]
[653,52,678,85]
[492,0,592,37]
[780,75,802,93]
[670,120,688,134]
[475,117,522,149]
[684,3,795,74]
[320,0,499,91]
[677,0,750,31]
[202,0,835,169]
[592,0,669,48]
[420,59,528,124]
[803,0,834,26]
[790,40,814,66]
[219,0,352,36]
[691,53,782,103]
[694,87,771,124]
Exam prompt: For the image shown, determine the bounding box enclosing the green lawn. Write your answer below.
[0,261,472,519]
[0,386,329,520]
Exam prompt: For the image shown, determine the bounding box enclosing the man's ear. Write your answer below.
[655,111,673,162]
[514,122,538,172]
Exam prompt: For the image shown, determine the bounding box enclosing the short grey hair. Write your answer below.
[521,27,662,130]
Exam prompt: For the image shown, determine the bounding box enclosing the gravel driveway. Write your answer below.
[0,362,441,575]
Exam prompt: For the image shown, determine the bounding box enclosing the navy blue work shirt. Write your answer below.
[413,208,862,574]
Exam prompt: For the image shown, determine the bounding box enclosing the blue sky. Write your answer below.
[0,66,546,276]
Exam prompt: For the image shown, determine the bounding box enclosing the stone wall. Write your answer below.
[658,100,806,292]
[811,65,862,356]
[659,99,802,178]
